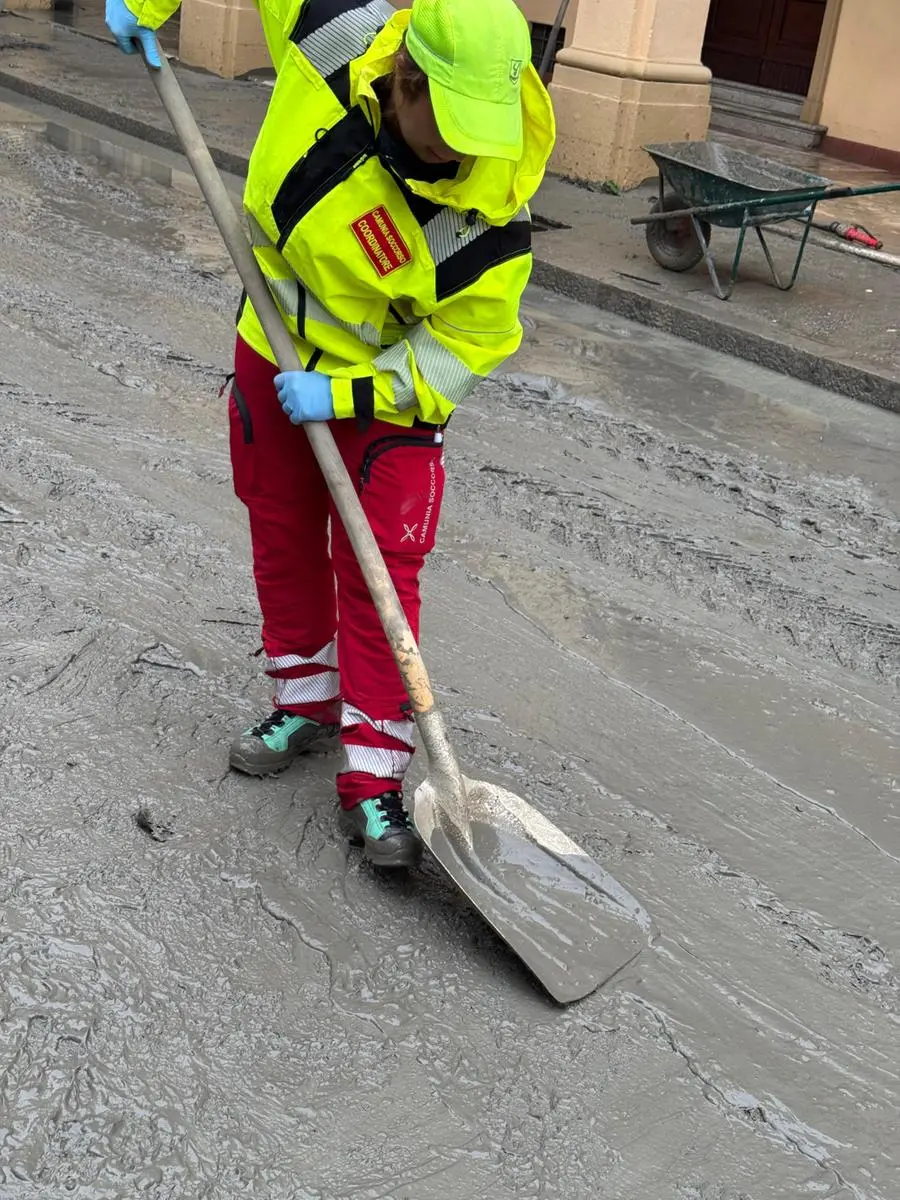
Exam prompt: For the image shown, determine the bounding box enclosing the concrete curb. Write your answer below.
[0,66,251,177]
[45,115,210,199]
[2,69,897,413]
[42,109,245,201]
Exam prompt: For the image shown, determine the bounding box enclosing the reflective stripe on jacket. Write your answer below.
[129,0,556,426]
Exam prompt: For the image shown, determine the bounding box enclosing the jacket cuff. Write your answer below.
[331,375,376,422]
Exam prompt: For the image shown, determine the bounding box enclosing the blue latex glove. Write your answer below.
[105,0,162,69]
[275,371,335,424]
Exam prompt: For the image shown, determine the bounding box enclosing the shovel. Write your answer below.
[143,49,648,1003]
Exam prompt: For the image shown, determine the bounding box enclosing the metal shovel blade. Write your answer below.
[413,773,648,1004]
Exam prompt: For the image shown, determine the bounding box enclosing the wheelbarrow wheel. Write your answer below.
[645,194,711,272]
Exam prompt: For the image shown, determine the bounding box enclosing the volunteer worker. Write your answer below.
[106,0,555,867]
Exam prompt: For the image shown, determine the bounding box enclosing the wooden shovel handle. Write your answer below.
[146,50,436,715]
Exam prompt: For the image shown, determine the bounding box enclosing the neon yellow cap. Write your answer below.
[406,0,532,162]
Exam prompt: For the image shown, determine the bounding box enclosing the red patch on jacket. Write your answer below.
[350,207,412,277]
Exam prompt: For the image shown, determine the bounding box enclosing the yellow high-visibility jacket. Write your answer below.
[129,0,556,426]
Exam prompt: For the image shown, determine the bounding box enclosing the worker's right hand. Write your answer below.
[274,370,335,424]
[105,0,162,69]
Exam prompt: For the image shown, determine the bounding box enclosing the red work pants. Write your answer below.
[229,337,445,809]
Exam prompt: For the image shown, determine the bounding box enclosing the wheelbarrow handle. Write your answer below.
[144,47,438,718]
[631,184,854,226]
[840,181,900,199]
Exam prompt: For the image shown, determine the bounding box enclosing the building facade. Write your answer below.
[123,0,900,187]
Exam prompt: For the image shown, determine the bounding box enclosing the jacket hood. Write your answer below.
[351,10,555,224]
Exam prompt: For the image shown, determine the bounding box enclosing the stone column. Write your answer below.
[549,0,712,189]
[178,0,270,79]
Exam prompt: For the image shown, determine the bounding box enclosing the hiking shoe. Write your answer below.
[229,708,338,777]
[341,791,422,869]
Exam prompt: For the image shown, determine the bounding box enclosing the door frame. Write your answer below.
[801,0,843,122]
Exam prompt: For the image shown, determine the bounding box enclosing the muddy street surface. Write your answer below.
[1,100,899,1200]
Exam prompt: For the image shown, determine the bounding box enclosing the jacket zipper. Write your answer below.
[277,141,376,251]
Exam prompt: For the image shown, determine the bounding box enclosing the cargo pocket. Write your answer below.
[228,381,255,502]
[358,434,446,557]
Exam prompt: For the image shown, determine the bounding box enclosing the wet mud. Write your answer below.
[1,114,899,1199]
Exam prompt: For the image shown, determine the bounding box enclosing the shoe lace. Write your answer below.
[375,791,411,831]
[252,708,294,737]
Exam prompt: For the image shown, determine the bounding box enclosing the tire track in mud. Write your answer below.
[625,804,898,1015]
[456,374,899,686]
[440,683,900,1022]
[627,993,864,1199]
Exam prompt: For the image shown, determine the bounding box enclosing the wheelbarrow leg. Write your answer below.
[721,209,755,301]
[691,215,731,300]
[755,201,819,292]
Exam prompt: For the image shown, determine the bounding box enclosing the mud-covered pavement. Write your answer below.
[1,101,899,1200]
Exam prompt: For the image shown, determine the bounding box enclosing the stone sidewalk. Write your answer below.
[2,6,898,410]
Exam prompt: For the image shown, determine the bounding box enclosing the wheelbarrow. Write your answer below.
[630,140,900,300]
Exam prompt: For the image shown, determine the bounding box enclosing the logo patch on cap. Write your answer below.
[509,58,523,83]
[350,207,412,277]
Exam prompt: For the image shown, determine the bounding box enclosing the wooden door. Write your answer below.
[760,0,827,93]
[702,0,827,95]
[702,0,773,87]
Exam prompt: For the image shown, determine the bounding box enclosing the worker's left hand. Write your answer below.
[105,0,162,68]
[274,371,335,424]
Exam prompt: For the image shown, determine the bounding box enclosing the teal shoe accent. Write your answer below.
[229,708,338,777]
[342,791,422,869]
[358,797,396,840]
[247,712,313,753]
